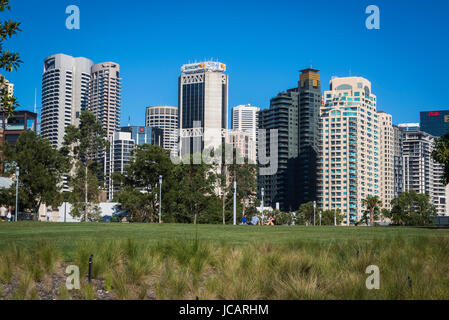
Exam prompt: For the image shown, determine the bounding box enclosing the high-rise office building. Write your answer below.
[420,110,449,137]
[178,61,228,156]
[258,88,299,211]
[145,105,178,153]
[89,62,122,138]
[377,111,395,210]
[297,68,322,206]
[231,104,259,142]
[120,126,163,147]
[41,54,93,148]
[318,77,381,225]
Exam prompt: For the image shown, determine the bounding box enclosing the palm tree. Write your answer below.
[362,196,382,226]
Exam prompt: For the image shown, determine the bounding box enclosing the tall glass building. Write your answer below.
[178,61,228,157]
[420,110,449,137]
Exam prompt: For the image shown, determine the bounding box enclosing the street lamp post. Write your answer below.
[261,187,265,223]
[313,201,316,226]
[159,175,163,224]
[233,181,237,226]
[15,167,19,222]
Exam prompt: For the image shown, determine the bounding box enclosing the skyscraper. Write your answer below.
[231,104,259,142]
[258,88,299,211]
[145,105,178,154]
[377,111,395,210]
[297,68,322,206]
[318,76,381,225]
[178,61,228,156]
[41,54,93,148]
[89,62,122,138]
[420,110,449,137]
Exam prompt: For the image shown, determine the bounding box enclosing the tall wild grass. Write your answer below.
[1,236,449,299]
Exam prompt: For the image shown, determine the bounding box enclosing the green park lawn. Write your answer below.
[0,222,447,259]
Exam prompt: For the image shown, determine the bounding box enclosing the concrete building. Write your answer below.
[41,54,93,148]
[377,111,395,210]
[89,62,122,138]
[0,74,14,112]
[104,131,134,201]
[145,105,178,153]
[258,88,299,211]
[225,130,256,164]
[398,127,448,216]
[178,61,228,157]
[393,125,404,198]
[231,104,259,142]
[318,76,381,225]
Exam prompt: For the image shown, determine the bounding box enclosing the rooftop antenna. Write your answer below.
[310,60,313,69]
[128,115,130,127]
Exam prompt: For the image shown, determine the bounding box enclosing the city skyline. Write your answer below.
[3,0,448,128]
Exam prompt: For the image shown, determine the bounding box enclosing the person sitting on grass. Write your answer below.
[249,214,260,226]
[265,214,275,226]
[241,214,248,225]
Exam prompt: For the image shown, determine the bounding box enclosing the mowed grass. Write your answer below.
[1,223,449,300]
[0,222,448,258]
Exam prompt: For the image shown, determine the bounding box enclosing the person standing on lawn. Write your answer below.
[0,205,7,222]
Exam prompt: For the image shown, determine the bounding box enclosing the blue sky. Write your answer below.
[3,0,449,127]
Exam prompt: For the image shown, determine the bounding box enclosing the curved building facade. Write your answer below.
[145,105,178,153]
[90,62,122,138]
[41,54,93,148]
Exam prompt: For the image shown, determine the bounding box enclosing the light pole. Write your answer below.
[261,187,265,223]
[334,209,337,226]
[15,167,19,222]
[233,181,237,226]
[159,175,163,224]
[313,201,316,226]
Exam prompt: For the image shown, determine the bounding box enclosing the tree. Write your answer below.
[116,144,174,223]
[1,131,68,219]
[433,134,449,184]
[218,144,258,224]
[62,110,107,222]
[67,164,102,222]
[362,195,382,226]
[166,154,217,224]
[321,209,343,226]
[0,0,22,117]
[295,201,315,225]
[388,190,436,226]
[226,148,258,219]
